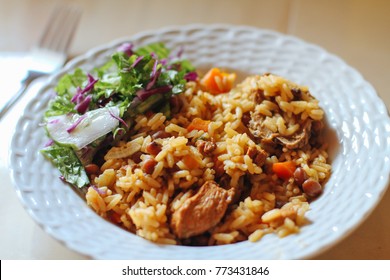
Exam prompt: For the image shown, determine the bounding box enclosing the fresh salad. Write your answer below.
[41,42,197,189]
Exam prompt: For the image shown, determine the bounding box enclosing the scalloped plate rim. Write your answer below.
[8,24,390,260]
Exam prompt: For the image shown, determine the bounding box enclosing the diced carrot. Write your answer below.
[187,117,210,132]
[182,154,199,169]
[272,161,296,180]
[200,68,236,95]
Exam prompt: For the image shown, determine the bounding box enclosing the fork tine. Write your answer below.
[37,5,82,54]
[0,5,82,119]
[56,7,82,53]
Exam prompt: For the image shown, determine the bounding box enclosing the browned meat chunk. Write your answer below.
[152,130,171,139]
[291,88,302,99]
[241,111,251,126]
[171,181,229,239]
[217,174,241,204]
[246,146,268,166]
[196,139,217,155]
[249,88,265,104]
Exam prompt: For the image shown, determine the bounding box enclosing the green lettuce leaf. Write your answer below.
[41,143,89,188]
[135,42,170,58]
[44,69,87,118]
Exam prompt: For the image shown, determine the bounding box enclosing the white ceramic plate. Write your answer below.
[9,24,390,259]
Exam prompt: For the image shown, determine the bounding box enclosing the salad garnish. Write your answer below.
[41,42,195,189]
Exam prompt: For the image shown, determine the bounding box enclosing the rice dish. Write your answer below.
[85,72,331,246]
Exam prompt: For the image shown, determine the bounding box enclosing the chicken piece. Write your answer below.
[171,181,229,239]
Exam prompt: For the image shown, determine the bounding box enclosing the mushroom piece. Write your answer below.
[248,109,313,150]
[170,181,229,239]
[248,111,279,150]
[276,119,312,150]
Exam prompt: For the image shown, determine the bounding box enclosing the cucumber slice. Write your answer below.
[46,106,120,150]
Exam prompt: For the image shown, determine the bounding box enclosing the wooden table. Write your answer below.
[1,0,389,259]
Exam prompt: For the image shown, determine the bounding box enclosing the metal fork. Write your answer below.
[0,5,82,119]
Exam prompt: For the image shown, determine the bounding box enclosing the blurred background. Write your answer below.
[1,0,389,105]
[0,0,389,259]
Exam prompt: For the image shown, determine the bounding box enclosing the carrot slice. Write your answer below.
[200,68,236,95]
[182,155,199,169]
[187,117,210,132]
[272,161,296,180]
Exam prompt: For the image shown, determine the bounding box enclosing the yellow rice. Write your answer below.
[86,73,331,246]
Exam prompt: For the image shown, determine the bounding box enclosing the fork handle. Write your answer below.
[0,71,44,120]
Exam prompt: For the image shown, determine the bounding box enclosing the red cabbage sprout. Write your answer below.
[66,115,87,133]
[136,85,172,101]
[131,55,144,68]
[184,71,198,81]
[118,42,134,56]
[74,95,92,114]
[108,109,128,129]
